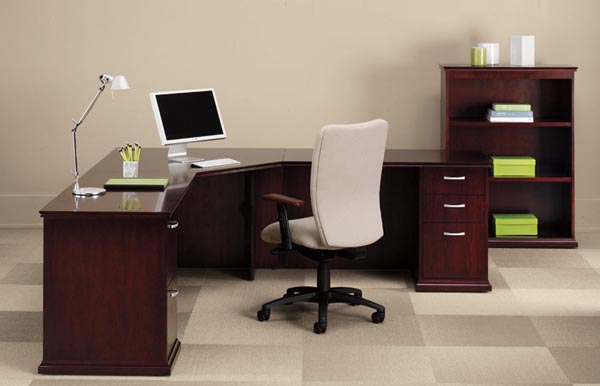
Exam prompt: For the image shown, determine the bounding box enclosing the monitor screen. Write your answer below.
[150,88,226,145]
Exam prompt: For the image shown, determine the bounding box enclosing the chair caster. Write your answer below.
[257,309,270,322]
[313,321,327,334]
[371,311,385,324]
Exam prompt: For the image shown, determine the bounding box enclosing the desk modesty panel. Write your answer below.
[39,148,490,376]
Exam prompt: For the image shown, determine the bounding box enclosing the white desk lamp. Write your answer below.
[70,74,130,196]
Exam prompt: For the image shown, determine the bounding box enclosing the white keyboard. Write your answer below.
[192,158,241,168]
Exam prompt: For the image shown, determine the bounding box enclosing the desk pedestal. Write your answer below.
[39,215,180,375]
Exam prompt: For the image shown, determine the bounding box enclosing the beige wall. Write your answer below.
[1,0,599,228]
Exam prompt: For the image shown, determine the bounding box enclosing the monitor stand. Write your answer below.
[167,143,204,163]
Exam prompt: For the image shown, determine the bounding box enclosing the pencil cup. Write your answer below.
[123,161,139,178]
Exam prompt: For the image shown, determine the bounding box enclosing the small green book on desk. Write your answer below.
[104,178,169,191]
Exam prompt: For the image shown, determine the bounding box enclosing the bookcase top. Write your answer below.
[441,64,577,70]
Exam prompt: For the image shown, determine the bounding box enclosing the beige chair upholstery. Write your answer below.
[258,119,389,334]
[261,119,388,250]
[262,217,340,250]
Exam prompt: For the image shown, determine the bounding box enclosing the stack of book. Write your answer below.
[487,103,533,123]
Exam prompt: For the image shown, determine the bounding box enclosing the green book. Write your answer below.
[492,103,532,111]
[104,178,169,190]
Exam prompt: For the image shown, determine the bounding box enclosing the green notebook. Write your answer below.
[104,178,169,190]
[492,103,532,111]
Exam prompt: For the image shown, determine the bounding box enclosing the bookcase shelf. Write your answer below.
[489,237,578,248]
[489,176,572,183]
[489,225,577,248]
[449,119,572,128]
[442,65,577,248]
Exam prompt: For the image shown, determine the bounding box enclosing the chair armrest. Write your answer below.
[263,193,305,207]
[262,193,303,252]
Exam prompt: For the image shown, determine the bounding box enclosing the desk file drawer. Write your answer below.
[421,223,486,279]
[423,168,485,195]
[423,195,484,223]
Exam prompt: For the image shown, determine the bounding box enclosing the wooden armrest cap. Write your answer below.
[263,193,305,207]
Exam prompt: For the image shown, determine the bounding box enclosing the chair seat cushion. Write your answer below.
[261,217,343,250]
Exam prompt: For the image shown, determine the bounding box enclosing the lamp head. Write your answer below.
[98,74,130,90]
[111,75,130,91]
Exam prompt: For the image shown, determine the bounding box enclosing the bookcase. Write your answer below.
[441,65,577,248]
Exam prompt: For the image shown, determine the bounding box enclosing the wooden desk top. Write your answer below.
[41,148,489,216]
[283,148,488,165]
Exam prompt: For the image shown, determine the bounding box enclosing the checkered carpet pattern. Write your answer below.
[1,228,600,385]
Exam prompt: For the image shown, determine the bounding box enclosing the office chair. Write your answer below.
[257,119,388,334]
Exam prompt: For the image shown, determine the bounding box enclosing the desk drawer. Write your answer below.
[423,167,485,195]
[421,223,485,280]
[423,195,484,223]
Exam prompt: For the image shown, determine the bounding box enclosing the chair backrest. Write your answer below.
[310,119,388,248]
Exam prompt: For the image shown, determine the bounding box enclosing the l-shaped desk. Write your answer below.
[39,148,490,375]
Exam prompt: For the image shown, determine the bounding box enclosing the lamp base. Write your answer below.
[73,187,106,197]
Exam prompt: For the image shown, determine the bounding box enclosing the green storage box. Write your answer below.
[491,156,536,178]
[493,214,538,237]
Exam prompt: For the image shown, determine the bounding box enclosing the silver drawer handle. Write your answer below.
[443,176,466,181]
[167,221,179,229]
[444,232,465,237]
[444,204,466,208]
[168,289,179,298]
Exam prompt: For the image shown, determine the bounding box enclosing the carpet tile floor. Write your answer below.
[0,228,599,385]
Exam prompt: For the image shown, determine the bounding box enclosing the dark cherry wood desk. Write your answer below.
[39,148,490,376]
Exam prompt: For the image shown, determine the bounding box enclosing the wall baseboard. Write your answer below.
[0,224,43,229]
[1,195,600,229]
[0,195,53,227]
[575,198,600,231]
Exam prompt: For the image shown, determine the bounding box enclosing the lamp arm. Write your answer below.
[74,82,107,127]
[70,81,108,187]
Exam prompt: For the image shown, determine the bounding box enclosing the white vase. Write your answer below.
[510,35,535,66]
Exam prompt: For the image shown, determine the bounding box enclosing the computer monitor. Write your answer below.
[150,88,226,163]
